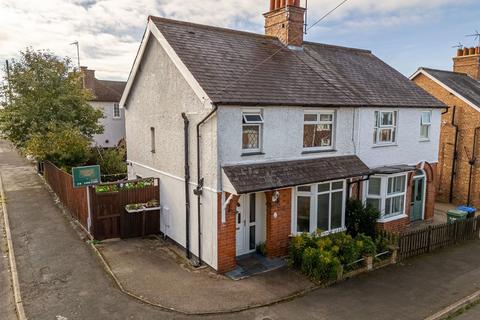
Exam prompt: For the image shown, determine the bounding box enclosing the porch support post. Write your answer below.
[217,192,240,273]
[265,189,292,258]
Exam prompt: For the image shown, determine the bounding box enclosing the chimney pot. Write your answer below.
[457,49,464,57]
[280,0,286,8]
[469,47,476,55]
[476,47,480,55]
[463,47,469,56]
[270,0,275,10]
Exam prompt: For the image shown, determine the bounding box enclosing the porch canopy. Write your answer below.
[223,155,371,194]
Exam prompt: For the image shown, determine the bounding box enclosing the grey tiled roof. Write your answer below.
[92,79,126,102]
[151,16,444,108]
[223,156,370,194]
[420,68,480,108]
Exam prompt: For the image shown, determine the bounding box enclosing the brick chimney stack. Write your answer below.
[453,47,480,80]
[80,66,96,91]
[264,0,306,48]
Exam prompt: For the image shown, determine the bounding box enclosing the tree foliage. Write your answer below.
[26,126,92,172]
[0,48,103,148]
[89,147,127,175]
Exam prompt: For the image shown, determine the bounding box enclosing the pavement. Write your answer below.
[0,191,16,320]
[97,237,314,314]
[2,138,480,320]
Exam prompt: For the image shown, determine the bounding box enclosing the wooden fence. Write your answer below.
[44,161,89,229]
[393,216,480,262]
[43,161,160,240]
[89,179,160,240]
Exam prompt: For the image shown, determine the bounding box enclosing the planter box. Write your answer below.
[121,206,161,239]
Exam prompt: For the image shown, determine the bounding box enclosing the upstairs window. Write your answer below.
[374,111,398,145]
[242,111,263,152]
[303,111,335,150]
[113,103,121,119]
[420,111,431,140]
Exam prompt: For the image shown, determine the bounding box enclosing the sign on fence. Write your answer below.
[72,165,101,188]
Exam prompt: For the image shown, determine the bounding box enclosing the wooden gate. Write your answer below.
[90,178,160,240]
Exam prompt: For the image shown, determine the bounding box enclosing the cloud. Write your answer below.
[0,0,472,81]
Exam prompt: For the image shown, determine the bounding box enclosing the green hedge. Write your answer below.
[289,232,389,282]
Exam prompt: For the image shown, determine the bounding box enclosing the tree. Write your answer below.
[0,48,103,148]
[26,126,92,171]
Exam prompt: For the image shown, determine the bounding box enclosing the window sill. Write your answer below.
[372,143,398,149]
[241,151,265,157]
[419,139,430,142]
[377,214,408,223]
[302,149,337,155]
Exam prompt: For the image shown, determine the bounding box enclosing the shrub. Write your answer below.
[89,147,127,176]
[290,231,383,282]
[346,199,380,238]
[355,233,377,257]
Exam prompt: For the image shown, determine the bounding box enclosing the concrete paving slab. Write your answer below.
[97,237,315,314]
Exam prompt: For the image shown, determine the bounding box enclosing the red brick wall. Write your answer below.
[217,193,239,273]
[413,73,480,208]
[377,216,410,233]
[265,189,292,258]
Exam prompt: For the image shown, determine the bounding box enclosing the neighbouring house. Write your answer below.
[120,0,444,273]
[411,47,480,208]
[80,67,127,148]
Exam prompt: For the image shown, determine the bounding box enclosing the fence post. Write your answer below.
[427,226,432,253]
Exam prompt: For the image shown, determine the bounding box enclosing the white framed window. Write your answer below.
[303,111,335,150]
[365,174,407,221]
[374,111,398,145]
[420,111,431,140]
[294,180,346,234]
[242,110,263,153]
[113,103,121,119]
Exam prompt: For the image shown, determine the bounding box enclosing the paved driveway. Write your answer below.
[2,139,480,320]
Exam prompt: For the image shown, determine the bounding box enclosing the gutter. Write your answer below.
[181,113,191,259]
[193,104,218,267]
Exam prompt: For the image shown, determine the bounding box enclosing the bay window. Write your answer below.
[365,174,407,220]
[303,111,335,150]
[374,111,398,145]
[295,180,345,234]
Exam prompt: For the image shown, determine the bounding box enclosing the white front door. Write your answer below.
[236,194,258,256]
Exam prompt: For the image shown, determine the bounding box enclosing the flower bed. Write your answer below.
[125,199,160,213]
[289,232,393,283]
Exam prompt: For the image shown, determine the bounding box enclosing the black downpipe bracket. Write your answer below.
[194,105,218,267]
[181,113,191,259]
[449,106,459,203]
[467,127,480,206]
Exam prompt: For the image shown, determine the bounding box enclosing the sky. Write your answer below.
[0,0,479,81]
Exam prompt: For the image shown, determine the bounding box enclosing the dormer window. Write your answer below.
[242,111,263,153]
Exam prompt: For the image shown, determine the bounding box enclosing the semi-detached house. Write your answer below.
[120,0,444,273]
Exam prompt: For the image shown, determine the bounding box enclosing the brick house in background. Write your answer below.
[80,67,127,148]
[120,0,444,273]
[411,47,480,208]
